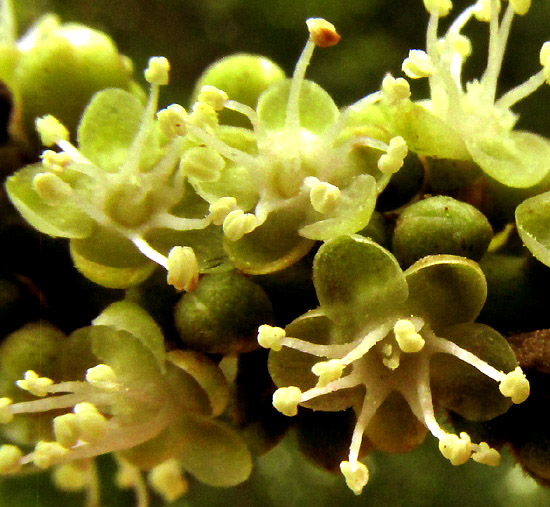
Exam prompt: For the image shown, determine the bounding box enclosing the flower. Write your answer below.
[0,301,251,505]
[173,18,408,274]
[366,0,550,189]
[260,234,529,494]
[6,57,230,289]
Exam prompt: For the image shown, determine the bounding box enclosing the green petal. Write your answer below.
[257,79,339,134]
[70,227,156,289]
[313,235,408,324]
[466,131,550,188]
[375,100,470,160]
[268,309,361,412]
[93,301,165,373]
[176,413,252,487]
[90,326,164,392]
[77,88,145,172]
[404,255,487,331]
[224,201,315,274]
[430,322,517,421]
[299,174,377,241]
[516,191,550,267]
[5,164,95,238]
[167,350,230,416]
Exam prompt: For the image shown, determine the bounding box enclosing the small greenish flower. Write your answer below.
[5,57,229,289]
[366,0,550,189]
[178,18,409,274]
[260,234,529,494]
[0,301,251,505]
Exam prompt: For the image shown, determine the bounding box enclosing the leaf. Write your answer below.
[313,235,408,325]
[5,164,95,238]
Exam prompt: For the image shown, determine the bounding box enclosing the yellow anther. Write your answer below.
[272,386,302,417]
[0,398,13,424]
[540,42,550,84]
[257,324,286,351]
[451,35,472,59]
[198,85,229,111]
[309,180,341,214]
[53,462,88,491]
[472,442,501,467]
[423,0,453,17]
[53,413,80,448]
[223,209,259,241]
[33,441,68,469]
[148,459,188,502]
[16,370,54,397]
[473,0,500,22]
[306,18,341,48]
[73,403,108,444]
[509,0,531,16]
[86,364,117,384]
[209,197,238,226]
[40,150,72,172]
[188,102,219,131]
[35,115,69,147]
[179,146,225,182]
[144,56,170,85]
[32,172,73,206]
[0,445,23,474]
[393,319,425,353]
[381,74,411,105]
[166,246,200,292]
[499,367,530,404]
[340,460,369,495]
[311,359,344,388]
[439,432,472,466]
[157,104,188,138]
[402,50,435,79]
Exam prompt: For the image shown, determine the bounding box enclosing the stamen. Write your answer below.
[472,442,501,466]
[197,85,228,111]
[272,386,302,417]
[35,115,69,147]
[307,178,341,214]
[402,50,435,79]
[340,460,369,495]
[157,104,188,138]
[381,74,411,105]
[209,197,238,226]
[179,146,225,182]
[166,246,200,292]
[393,319,425,353]
[222,209,259,241]
[499,366,530,403]
[439,432,472,465]
[311,359,344,387]
[148,459,188,502]
[53,413,80,448]
[33,441,68,469]
[16,370,54,397]
[0,445,23,474]
[0,398,14,424]
[257,324,286,351]
[32,172,73,205]
[144,56,170,86]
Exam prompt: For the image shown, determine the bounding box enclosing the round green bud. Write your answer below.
[14,23,134,142]
[424,157,481,194]
[174,271,273,354]
[192,54,285,128]
[392,195,493,268]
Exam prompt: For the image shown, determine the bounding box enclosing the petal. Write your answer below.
[299,174,377,241]
[70,227,156,289]
[313,235,408,325]
[466,131,550,189]
[430,323,517,421]
[257,79,339,134]
[516,190,550,267]
[5,164,95,238]
[93,301,165,373]
[77,88,155,172]
[404,255,487,330]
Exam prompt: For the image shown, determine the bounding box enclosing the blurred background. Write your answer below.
[3,1,550,505]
